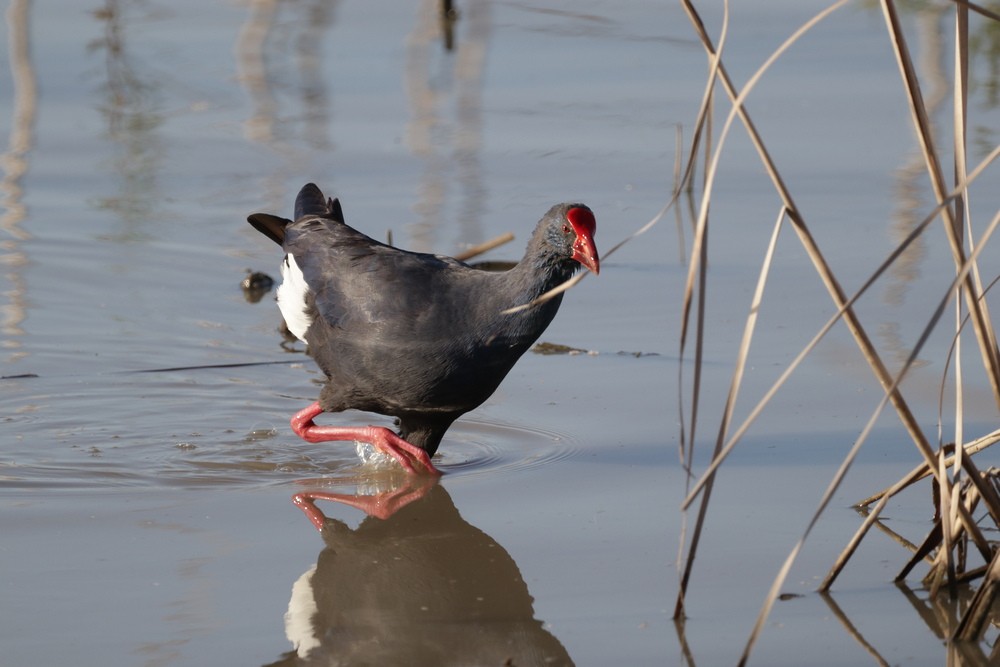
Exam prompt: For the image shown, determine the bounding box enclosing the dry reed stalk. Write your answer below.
[933,452,957,595]
[825,6,1000,622]
[704,0,995,612]
[731,16,999,665]
[951,481,992,563]
[673,0,723,477]
[856,428,1000,508]
[689,208,936,505]
[671,0,1000,656]
[955,547,1000,640]
[671,146,999,613]
[673,0,998,632]
[676,206,784,621]
[880,0,1000,408]
[681,141,1000,525]
[741,238,992,659]
[501,194,673,314]
[962,457,1000,525]
[678,0,947,492]
[821,206,1000,592]
[452,231,514,261]
[951,0,1000,23]
[819,592,892,667]
[950,4,971,545]
[672,1,729,620]
[674,1,859,624]
[863,509,931,562]
[946,465,1000,639]
[671,124,688,265]
[897,521,943,582]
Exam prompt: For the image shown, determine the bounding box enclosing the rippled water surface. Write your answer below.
[3,1,1000,665]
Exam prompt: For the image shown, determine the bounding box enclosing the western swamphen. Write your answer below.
[248,183,599,475]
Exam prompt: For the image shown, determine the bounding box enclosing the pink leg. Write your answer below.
[290,402,441,475]
[292,478,436,528]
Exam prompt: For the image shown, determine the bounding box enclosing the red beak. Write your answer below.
[566,206,600,275]
[572,234,600,275]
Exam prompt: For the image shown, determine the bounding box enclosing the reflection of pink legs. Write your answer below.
[290,402,441,475]
[293,479,436,528]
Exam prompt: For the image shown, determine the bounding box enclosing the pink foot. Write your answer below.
[292,477,436,528]
[290,402,442,475]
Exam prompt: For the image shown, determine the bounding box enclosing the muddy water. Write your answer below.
[3,1,1000,665]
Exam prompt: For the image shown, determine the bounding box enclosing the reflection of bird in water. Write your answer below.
[248,183,598,475]
[262,481,574,666]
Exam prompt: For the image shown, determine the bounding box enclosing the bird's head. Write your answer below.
[544,203,600,275]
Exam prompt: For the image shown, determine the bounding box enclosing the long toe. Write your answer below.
[368,427,442,476]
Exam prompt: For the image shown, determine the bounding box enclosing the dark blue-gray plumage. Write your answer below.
[248,183,598,474]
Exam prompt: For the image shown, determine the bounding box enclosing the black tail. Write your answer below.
[248,183,347,246]
[247,213,290,246]
[294,183,346,224]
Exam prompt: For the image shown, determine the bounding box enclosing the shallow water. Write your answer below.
[3,1,1000,665]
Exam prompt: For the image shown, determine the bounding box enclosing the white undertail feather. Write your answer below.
[277,253,313,342]
[284,564,321,657]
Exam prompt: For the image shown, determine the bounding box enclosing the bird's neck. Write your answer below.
[485,246,574,341]
[504,238,578,305]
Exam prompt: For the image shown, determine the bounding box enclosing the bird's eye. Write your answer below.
[562,224,570,234]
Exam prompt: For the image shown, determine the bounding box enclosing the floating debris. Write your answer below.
[241,269,275,303]
[532,341,660,357]
[468,260,518,272]
[532,341,595,356]
[616,350,660,358]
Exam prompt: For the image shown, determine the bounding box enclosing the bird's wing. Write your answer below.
[283,216,487,339]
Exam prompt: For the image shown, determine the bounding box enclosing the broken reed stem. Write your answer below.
[962,457,1000,526]
[896,522,943,582]
[823,491,895,591]
[930,452,955,596]
[823,205,1000,591]
[952,483,992,564]
[955,548,1000,640]
[856,428,1000,508]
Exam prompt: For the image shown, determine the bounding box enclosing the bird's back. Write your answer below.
[281,210,561,420]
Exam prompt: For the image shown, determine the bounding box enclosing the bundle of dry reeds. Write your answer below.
[660,1,1000,663]
[529,2,999,659]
